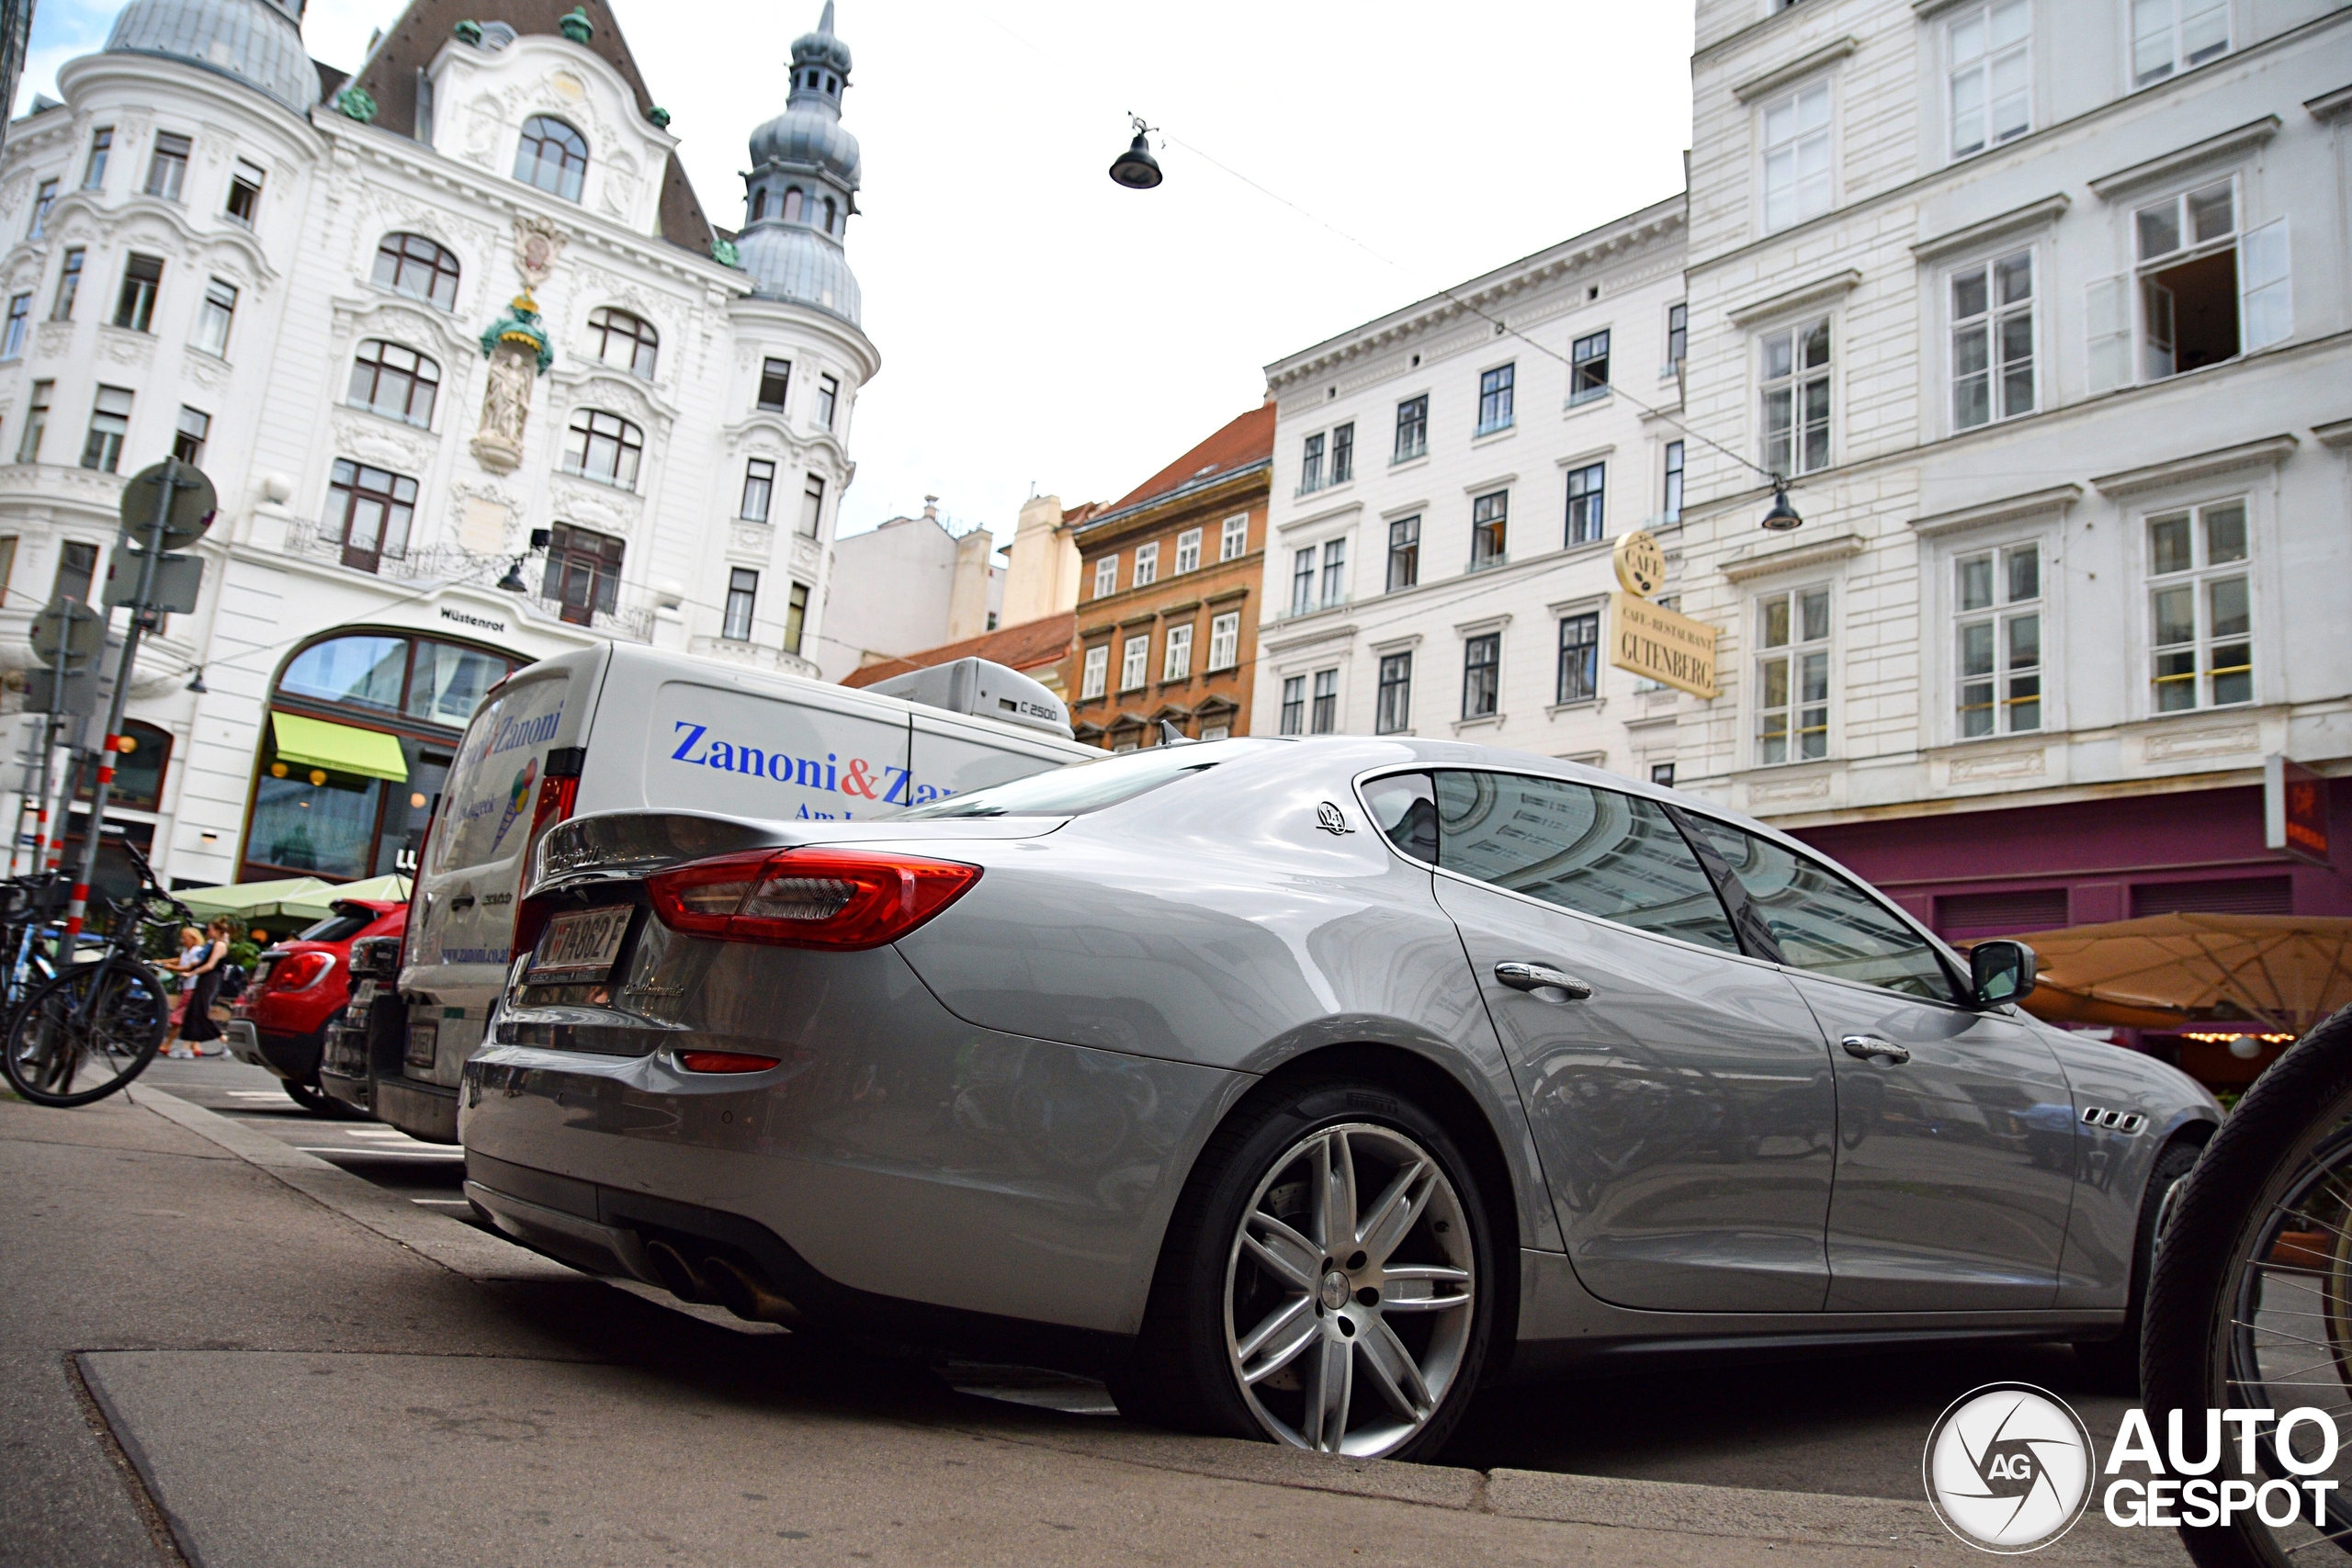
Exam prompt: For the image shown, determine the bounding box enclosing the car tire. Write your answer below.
[282,1078,344,1117]
[2074,1135,2203,1393]
[1113,1077,1495,1462]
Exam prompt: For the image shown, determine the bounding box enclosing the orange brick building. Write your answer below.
[1067,405,1273,749]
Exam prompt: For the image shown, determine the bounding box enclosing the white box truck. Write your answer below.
[366,646,1095,1143]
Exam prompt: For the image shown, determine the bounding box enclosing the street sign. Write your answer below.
[22,665,97,717]
[1613,529,1668,599]
[101,548,204,614]
[30,596,104,667]
[2266,756,2333,868]
[118,460,218,551]
[1609,592,1720,700]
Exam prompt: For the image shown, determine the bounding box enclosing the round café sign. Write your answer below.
[1612,529,1666,599]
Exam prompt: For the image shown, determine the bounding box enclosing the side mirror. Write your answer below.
[1971,939,2038,1009]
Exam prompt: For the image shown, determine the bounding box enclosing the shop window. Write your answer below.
[404,641,510,728]
[84,719,172,810]
[2132,876,2290,918]
[280,635,409,712]
[1935,886,2068,940]
[542,522,625,626]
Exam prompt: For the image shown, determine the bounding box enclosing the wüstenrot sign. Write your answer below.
[1611,592,1718,699]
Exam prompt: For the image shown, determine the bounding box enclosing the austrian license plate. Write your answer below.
[530,906,635,982]
[404,1020,437,1069]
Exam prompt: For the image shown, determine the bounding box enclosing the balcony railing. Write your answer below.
[284,523,655,641]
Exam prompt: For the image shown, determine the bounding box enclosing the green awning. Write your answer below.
[281,874,412,919]
[175,877,331,921]
[270,713,409,783]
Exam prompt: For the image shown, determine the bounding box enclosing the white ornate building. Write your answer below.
[0,0,878,890]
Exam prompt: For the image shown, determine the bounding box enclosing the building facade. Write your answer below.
[0,0,877,888]
[1069,403,1272,749]
[1667,0,2352,940]
[1249,199,1692,776]
[811,498,1002,682]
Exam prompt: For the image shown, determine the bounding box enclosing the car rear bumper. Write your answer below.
[247,1025,328,1085]
[373,1074,458,1144]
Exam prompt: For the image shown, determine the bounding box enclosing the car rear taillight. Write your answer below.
[508,747,587,962]
[645,847,980,952]
[677,1051,780,1074]
[271,951,335,990]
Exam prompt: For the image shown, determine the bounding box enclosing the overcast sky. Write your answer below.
[23,1,1694,544]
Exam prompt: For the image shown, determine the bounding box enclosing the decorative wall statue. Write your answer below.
[470,295,553,473]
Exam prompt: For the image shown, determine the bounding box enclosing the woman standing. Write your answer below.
[169,919,232,1059]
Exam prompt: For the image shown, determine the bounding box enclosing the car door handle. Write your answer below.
[1495,962,1593,1000]
[448,895,476,911]
[1841,1034,1912,1066]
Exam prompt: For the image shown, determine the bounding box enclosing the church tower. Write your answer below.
[735,1,863,321]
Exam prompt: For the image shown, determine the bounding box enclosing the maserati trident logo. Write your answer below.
[1924,1382,2094,1552]
[1316,801,1353,835]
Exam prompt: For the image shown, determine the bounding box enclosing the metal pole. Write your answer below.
[40,733,76,871]
[62,457,175,945]
[12,713,51,877]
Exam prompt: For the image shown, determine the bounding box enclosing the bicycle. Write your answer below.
[0,835,192,1108]
[2142,1001,2352,1567]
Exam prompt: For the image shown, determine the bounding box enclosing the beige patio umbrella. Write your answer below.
[2012,914,2352,1034]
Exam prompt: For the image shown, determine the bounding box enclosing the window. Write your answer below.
[48,254,92,335]
[1760,317,1831,476]
[1119,634,1148,692]
[514,116,588,201]
[724,569,758,641]
[1395,394,1428,461]
[1174,527,1201,575]
[822,197,838,234]
[1163,622,1193,682]
[1951,250,2033,429]
[2148,500,2251,711]
[1280,675,1306,735]
[1761,83,1831,232]
[1207,611,1239,671]
[2132,0,2228,87]
[757,356,791,410]
[1318,537,1347,607]
[562,408,643,488]
[83,128,110,190]
[1463,633,1500,719]
[54,539,96,603]
[17,380,51,463]
[1093,554,1118,599]
[740,458,775,523]
[1557,612,1600,704]
[324,458,418,570]
[0,293,26,358]
[1650,762,1676,787]
[27,178,56,239]
[1386,515,1420,592]
[1220,513,1248,561]
[2130,179,2286,380]
[346,339,438,426]
[1330,422,1353,484]
[1569,330,1611,404]
[784,581,809,655]
[1679,818,1955,999]
[80,385,131,472]
[225,160,264,225]
[1311,669,1339,734]
[373,233,460,311]
[1955,542,2041,738]
[1471,491,1508,568]
[113,254,162,332]
[1757,586,1830,763]
[1667,303,1687,372]
[1290,547,1315,615]
[1565,463,1606,545]
[1376,651,1412,734]
[144,131,190,200]
[587,306,657,378]
[172,406,209,466]
[1201,724,1231,742]
[784,188,804,223]
[1949,1,2030,158]
[1664,441,1684,522]
[1133,541,1159,588]
[800,473,825,536]
[1299,432,1324,494]
[0,536,16,606]
[817,374,839,429]
[1434,772,1740,953]
[403,642,513,728]
[1476,364,1515,434]
[1081,644,1109,699]
[180,276,234,358]
[541,523,625,626]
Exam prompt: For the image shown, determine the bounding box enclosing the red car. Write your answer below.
[227,899,406,1116]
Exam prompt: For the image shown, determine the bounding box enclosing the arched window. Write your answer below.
[371,232,460,311]
[346,340,441,426]
[822,197,837,233]
[562,408,643,489]
[586,307,658,379]
[750,187,766,221]
[514,116,589,202]
[783,187,803,223]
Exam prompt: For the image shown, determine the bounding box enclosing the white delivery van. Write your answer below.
[376,645,1095,1143]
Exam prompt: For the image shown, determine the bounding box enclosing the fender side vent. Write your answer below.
[2081,1106,2147,1134]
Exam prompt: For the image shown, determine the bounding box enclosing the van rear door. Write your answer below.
[908,710,1091,806]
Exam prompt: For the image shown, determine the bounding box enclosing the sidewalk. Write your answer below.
[0,1085,2189,1567]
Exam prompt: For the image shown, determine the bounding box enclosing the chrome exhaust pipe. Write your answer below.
[701,1254,805,1327]
[641,1237,717,1303]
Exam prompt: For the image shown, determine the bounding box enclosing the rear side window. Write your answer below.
[1679,818,1957,1002]
[1432,771,1738,953]
[433,675,570,871]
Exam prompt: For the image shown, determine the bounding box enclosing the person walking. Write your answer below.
[168,919,232,1059]
[161,927,205,1058]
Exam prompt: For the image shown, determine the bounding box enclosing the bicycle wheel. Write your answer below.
[2143,1004,2352,1568]
[1,960,170,1108]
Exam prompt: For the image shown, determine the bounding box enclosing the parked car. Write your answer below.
[383,645,1096,1145]
[457,738,2221,1461]
[318,932,402,1117]
[225,899,405,1115]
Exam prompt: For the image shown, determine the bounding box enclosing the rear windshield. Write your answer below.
[295,910,372,944]
[898,739,1272,818]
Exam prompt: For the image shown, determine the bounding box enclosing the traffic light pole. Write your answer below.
[60,457,181,944]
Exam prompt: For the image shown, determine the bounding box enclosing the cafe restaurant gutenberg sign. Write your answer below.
[1607,530,1719,700]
